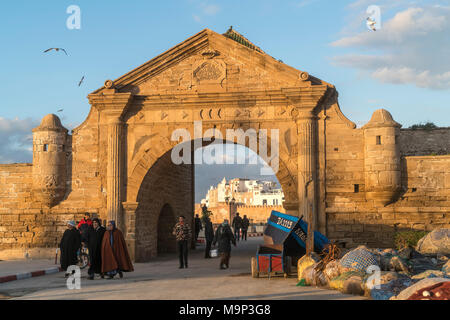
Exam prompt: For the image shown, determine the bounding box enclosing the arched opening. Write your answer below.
[134,149,194,262]
[195,142,286,228]
[129,136,297,262]
[157,203,176,254]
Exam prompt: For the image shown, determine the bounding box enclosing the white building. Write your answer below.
[201,178,284,207]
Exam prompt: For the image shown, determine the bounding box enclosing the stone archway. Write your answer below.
[126,137,298,262]
[131,149,194,262]
[157,204,176,254]
[87,29,336,261]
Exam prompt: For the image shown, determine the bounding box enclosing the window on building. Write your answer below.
[354,184,360,193]
[263,199,267,205]
[43,144,48,152]
[376,136,382,145]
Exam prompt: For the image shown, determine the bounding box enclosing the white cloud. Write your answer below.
[202,4,220,16]
[192,1,220,22]
[331,3,450,90]
[371,67,450,89]
[193,14,201,23]
[295,0,317,8]
[0,117,38,164]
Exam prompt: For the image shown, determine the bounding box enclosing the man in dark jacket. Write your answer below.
[203,216,214,258]
[172,216,192,269]
[87,218,106,280]
[213,219,236,269]
[78,212,92,244]
[60,221,81,276]
[232,212,243,241]
[194,214,203,243]
[241,215,250,241]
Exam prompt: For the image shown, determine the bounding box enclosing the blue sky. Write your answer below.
[0,0,449,198]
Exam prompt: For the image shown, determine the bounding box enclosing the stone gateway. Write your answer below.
[1,28,449,261]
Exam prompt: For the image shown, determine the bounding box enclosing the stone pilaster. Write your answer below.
[122,201,138,261]
[87,83,134,231]
[107,118,124,227]
[296,109,318,253]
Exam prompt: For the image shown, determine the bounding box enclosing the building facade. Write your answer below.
[202,178,284,207]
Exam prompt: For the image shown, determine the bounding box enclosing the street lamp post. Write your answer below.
[230,197,235,223]
[224,195,236,223]
[225,196,230,222]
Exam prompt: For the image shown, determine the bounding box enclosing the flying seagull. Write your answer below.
[78,76,85,87]
[367,17,377,31]
[44,48,68,56]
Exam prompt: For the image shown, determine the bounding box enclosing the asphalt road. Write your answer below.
[0,237,364,300]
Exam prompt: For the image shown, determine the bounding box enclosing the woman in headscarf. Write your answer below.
[101,221,134,279]
[213,219,236,269]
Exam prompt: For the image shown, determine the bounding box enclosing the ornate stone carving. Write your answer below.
[201,49,220,59]
[104,80,115,89]
[194,62,223,81]
[299,72,309,81]
[43,175,57,188]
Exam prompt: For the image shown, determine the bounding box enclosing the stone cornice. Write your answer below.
[122,202,139,211]
[88,92,134,121]
[282,85,329,109]
[130,86,330,108]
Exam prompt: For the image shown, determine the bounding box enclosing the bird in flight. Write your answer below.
[44,48,68,56]
[78,76,85,87]
[367,17,377,31]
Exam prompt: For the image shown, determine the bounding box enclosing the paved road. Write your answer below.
[0,238,364,300]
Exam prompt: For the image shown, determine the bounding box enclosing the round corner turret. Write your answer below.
[363,109,402,206]
[32,114,68,207]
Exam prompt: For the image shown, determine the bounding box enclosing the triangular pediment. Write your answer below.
[92,28,330,96]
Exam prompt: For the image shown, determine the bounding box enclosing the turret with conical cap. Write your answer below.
[32,114,68,207]
[362,109,402,206]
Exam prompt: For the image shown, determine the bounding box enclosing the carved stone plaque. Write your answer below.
[194,62,222,81]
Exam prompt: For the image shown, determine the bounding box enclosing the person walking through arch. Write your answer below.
[203,216,214,258]
[172,215,192,269]
[241,215,250,241]
[213,219,236,269]
[194,214,203,243]
[232,212,242,241]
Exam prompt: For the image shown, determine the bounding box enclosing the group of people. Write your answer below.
[178,211,250,270]
[59,213,134,280]
[60,211,250,275]
[231,212,250,242]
